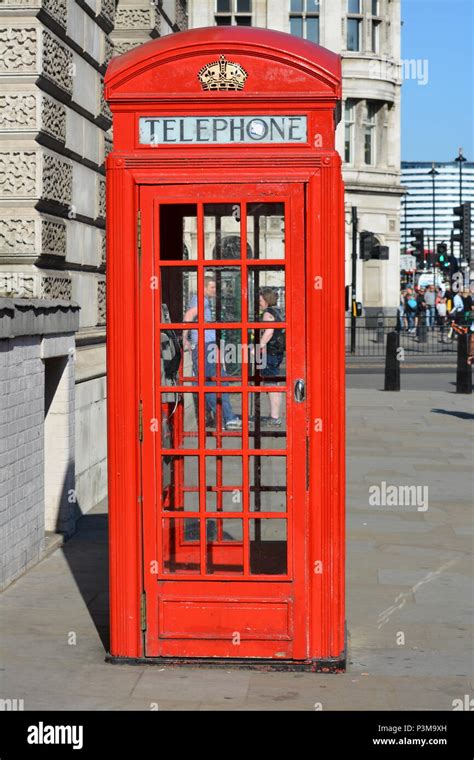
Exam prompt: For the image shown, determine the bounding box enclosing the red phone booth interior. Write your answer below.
[105,26,345,669]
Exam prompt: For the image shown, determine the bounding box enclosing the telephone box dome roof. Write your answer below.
[105,26,341,101]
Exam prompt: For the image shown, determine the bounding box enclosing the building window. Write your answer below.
[290,0,320,44]
[363,102,377,165]
[344,99,356,164]
[370,0,381,53]
[346,0,362,51]
[215,0,252,26]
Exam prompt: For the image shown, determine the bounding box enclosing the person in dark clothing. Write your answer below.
[256,288,286,427]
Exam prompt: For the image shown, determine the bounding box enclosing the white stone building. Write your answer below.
[401,161,474,262]
[188,0,404,315]
[0,0,186,589]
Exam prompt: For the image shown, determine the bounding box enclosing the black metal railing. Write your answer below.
[345,315,460,356]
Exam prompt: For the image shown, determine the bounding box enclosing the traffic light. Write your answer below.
[409,228,424,266]
[360,232,389,260]
[360,231,376,260]
[452,202,472,260]
[436,242,449,269]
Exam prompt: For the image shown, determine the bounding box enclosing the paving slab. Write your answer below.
[0,387,472,710]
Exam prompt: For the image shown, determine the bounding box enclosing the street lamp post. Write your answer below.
[428,161,439,251]
[454,147,467,205]
[403,190,409,254]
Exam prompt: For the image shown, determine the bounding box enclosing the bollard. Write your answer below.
[417,312,427,343]
[456,332,472,394]
[384,330,400,391]
[376,311,384,343]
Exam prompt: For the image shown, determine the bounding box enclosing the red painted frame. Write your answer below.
[105,26,345,667]
[140,182,306,658]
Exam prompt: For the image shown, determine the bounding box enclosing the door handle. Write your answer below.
[294,379,305,403]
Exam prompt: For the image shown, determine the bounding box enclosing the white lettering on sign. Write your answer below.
[139,116,308,145]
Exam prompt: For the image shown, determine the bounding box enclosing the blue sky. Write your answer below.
[401,0,473,161]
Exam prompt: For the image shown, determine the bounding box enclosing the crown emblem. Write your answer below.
[198,54,248,91]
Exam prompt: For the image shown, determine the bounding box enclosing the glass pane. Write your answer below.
[162,455,199,512]
[161,392,198,450]
[204,391,242,439]
[248,329,286,386]
[215,16,232,24]
[290,0,303,10]
[247,269,286,321]
[206,519,244,574]
[186,328,244,384]
[161,330,194,385]
[217,0,231,10]
[204,267,241,322]
[237,0,250,11]
[249,455,286,512]
[290,16,304,37]
[348,0,360,12]
[235,15,251,25]
[160,204,197,260]
[248,392,286,450]
[347,18,360,51]
[162,519,200,574]
[344,125,352,163]
[306,17,319,43]
[364,128,373,164]
[372,0,379,14]
[371,21,378,52]
[250,519,287,574]
[247,202,285,260]
[204,204,243,259]
[161,266,197,323]
[206,455,243,487]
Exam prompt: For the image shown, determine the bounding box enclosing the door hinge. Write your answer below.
[137,210,142,265]
[140,591,147,631]
[138,399,143,442]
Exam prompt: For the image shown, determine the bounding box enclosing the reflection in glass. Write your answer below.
[160,204,197,260]
[204,267,242,322]
[249,455,286,512]
[247,268,285,321]
[247,203,285,260]
[250,519,287,574]
[162,455,199,512]
[162,519,200,574]
[248,392,286,451]
[206,519,244,574]
[204,204,244,259]
[161,392,198,450]
[161,267,198,323]
[206,455,243,487]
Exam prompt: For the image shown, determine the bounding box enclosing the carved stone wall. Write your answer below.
[97,278,106,324]
[42,152,72,205]
[0,27,37,72]
[0,94,36,129]
[0,152,37,197]
[0,218,36,256]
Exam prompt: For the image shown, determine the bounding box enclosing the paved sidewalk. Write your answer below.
[1,388,472,710]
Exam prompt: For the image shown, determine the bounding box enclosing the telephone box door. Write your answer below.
[140,182,308,659]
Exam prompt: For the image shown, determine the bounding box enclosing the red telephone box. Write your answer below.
[105,26,345,669]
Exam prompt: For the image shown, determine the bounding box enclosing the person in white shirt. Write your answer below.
[449,292,465,324]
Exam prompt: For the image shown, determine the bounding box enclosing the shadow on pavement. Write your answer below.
[431,407,474,420]
[60,506,110,653]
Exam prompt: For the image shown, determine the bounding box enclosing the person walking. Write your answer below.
[184,276,241,430]
[404,288,418,333]
[255,288,286,427]
[436,296,447,338]
[424,285,436,330]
